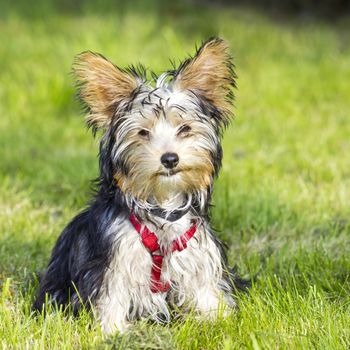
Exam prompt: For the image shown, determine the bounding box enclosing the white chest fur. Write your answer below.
[96,213,231,334]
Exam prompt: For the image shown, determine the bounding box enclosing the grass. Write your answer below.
[1,1,350,348]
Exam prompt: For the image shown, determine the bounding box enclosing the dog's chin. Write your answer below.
[157,170,183,190]
[153,170,187,198]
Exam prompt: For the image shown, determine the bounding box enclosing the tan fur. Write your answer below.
[173,39,235,119]
[115,160,213,204]
[73,52,139,128]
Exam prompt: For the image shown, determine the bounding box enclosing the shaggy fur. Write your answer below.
[34,37,244,334]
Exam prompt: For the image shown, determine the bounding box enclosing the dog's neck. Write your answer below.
[148,205,190,222]
[131,194,197,246]
[148,194,191,222]
[128,192,192,224]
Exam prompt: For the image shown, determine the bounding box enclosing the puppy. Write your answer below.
[35,37,242,334]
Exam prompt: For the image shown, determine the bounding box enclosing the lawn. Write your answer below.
[1,1,350,349]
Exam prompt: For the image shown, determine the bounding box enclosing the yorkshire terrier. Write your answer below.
[34,37,244,334]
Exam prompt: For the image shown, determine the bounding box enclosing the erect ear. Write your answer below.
[73,52,140,129]
[172,38,236,121]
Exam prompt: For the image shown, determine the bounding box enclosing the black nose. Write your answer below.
[160,152,179,169]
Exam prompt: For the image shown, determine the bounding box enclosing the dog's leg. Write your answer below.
[191,282,236,319]
[95,229,141,334]
[97,294,132,334]
[169,227,236,318]
[96,271,170,334]
[96,221,170,334]
[190,245,237,318]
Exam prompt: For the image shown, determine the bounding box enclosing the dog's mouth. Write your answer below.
[158,169,181,177]
[153,166,195,179]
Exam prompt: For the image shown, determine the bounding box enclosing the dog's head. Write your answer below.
[73,38,235,208]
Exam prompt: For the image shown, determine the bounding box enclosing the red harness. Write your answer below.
[129,213,197,293]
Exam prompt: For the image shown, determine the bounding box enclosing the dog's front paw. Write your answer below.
[193,287,236,320]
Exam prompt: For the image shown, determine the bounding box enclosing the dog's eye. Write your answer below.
[138,129,150,139]
[177,124,192,136]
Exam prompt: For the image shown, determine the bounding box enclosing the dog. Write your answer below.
[34,37,244,334]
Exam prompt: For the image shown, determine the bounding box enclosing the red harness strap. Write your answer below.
[129,213,197,293]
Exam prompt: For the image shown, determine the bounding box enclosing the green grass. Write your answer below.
[1,1,350,348]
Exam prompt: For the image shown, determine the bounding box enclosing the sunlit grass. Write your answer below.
[1,1,350,348]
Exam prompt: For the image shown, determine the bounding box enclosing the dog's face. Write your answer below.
[73,38,235,205]
[111,88,221,203]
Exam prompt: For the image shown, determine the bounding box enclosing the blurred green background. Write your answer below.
[0,1,350,348]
